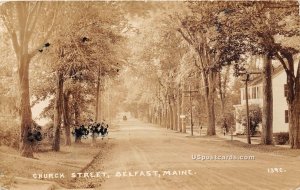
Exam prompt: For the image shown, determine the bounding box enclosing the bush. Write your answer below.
[0,120,45,150]
[220,112,235,132]
[0,120,20,149]
[236,105,262,136]
[42,121,54,142]
[274,132,289,145]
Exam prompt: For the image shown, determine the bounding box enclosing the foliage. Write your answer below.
[222,112,235,132]
[236,105,262,136]
[1,1,300,151]
[274,132,289,145]
[123,8,188,121]
[218,1,300,147]
[30,2,127,123]
[0,121,19,149]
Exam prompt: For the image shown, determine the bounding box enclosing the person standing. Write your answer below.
[223,120,228,136]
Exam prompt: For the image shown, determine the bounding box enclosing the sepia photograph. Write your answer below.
[0,1,300,189]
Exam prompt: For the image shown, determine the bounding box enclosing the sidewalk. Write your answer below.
[216,133,290,148]
[185,127,259,144]
[216,133,260,145]
[185,126,289,148]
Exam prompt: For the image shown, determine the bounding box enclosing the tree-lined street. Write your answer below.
[1,1,300,189]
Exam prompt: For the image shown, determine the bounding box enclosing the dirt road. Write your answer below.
[99,118,300,190]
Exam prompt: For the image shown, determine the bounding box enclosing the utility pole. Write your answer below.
[158,84,162,126]
[244,73,251,144]
[95,66,100,122]
[239,71,261,144]
[183,84,198,136]
[189,85,193,136]
[177,83,181,132]
[108,85,111,125]
[181,81,186,133]
[100,77,104,121]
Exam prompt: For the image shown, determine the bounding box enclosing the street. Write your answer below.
[99,118,300,190]
[1,2,300,190]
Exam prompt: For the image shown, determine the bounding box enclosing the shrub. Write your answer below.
[0,119,45,150]
[0,120,20,149]
[236,105,262,136]
[42,121,54,142]
[220,112,235,132]
[274,132,289,145]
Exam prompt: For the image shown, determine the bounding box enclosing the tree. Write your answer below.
[174,2,239,136]
[31,2,127,147]
[216,66,231,127]
[220,1,300,147]
[276,44,300,148]
[0,2,59,157]
[124,9,190,131]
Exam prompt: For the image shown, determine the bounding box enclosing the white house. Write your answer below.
[233,59,299,134]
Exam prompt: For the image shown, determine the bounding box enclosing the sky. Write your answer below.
[31,98,51,126]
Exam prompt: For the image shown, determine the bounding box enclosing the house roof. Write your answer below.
[248,66,285,86]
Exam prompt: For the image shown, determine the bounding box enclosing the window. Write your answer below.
[247,89,250,99]
[257,86,262,99]
[284,84,288,97]
[252,87,257,99]
[285,110,289,123]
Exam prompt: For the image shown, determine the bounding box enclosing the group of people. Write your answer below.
[27,121,43,142]
[72,120,109,140]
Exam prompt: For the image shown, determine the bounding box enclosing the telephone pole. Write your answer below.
[239,71,261,144]
[181,81,186,133]
[244,73,251,144]
[183,84,198,136]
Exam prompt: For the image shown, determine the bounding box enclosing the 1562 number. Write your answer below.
[267,168,286,173]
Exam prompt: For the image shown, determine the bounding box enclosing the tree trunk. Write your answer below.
[289,99,300,148]
[218,71,226,133]
[3,2,57,157]
[171,102,177,131]
[74,96,81,143]
[161,107,164,127]
[177,28,216,135]
[218,67,230,128]
[160,107,163,126]
[288,59,300,148]
[206,94,216,135]
[274,49,300,148]
[95,66,101,122]
[169,102,174,130]
[19,57,34,158]
[154,107,158,124]
[204,72,216,136]
[63,92,71,146]
[148,105,152,123]
[218,72,226,121]
[261,55,273,145]
[52,71,64,151]
[177,87,181,132]
[174,100,178,131]
[160,106,164,127]
[165,105,170,129]
[181,86,186,133]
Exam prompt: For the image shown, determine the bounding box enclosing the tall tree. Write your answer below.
[174,2,225,136]
[221,1,300,146]
[0,2,59,157]
[31,2,126,148]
